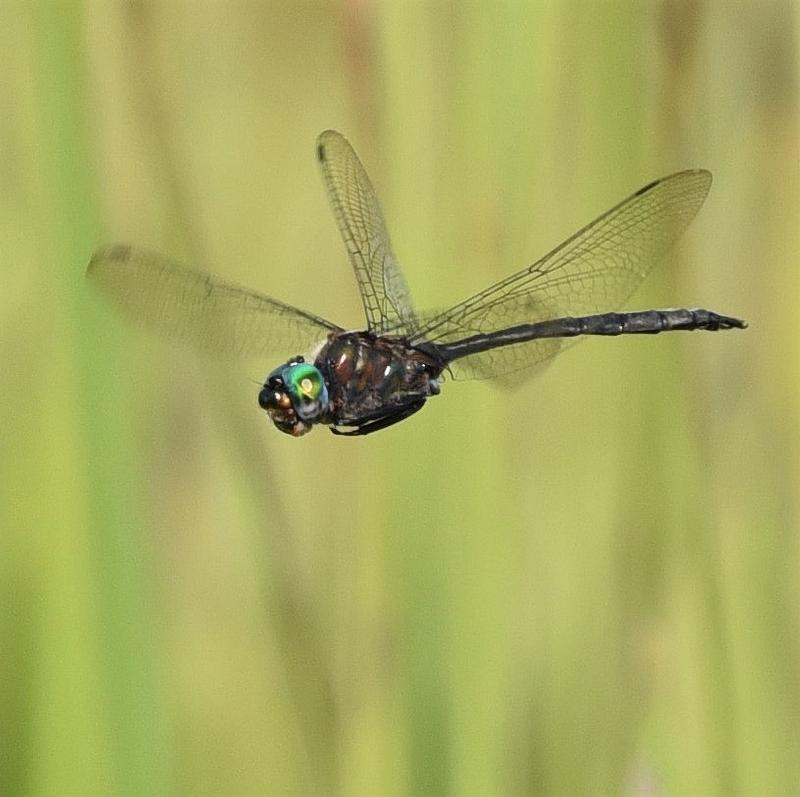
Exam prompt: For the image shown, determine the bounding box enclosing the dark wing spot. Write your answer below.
[633,178,660,197]
[88,243,131,273]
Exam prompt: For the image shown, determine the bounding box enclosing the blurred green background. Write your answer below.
[1,2,797,795]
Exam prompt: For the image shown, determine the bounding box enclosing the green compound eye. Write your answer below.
[282,363,329,421]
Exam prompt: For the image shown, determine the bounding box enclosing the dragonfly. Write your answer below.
[88,130,746,437]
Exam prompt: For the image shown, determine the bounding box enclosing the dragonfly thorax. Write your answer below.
[314,332,443,434]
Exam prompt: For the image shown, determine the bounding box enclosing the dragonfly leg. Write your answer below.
[330,399,426,436]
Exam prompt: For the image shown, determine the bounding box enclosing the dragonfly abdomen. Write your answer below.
[569,308,747,335]
[438,308,747,364]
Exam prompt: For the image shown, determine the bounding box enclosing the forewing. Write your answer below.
[87,244,341,360]
[317,130,417,334]
[412,170,712,380]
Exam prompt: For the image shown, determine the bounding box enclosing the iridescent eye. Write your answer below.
[283,363,329,421]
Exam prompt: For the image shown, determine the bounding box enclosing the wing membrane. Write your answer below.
[317,130,417,334]
[87,244,341,360]
[411,170,712,379]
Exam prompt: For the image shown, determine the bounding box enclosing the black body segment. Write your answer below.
[437,308,747,363]
[315,332,442,434]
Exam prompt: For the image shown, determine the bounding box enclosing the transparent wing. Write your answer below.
[410,170,712,380]
[87,244,341,360]
[317,129,417,335]
[413,299,565,382]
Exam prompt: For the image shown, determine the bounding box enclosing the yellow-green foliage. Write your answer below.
[1,2,796,794]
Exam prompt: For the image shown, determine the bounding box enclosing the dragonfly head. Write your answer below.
[258,358,330,437]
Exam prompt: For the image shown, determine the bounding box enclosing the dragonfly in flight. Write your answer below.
[88,130,746,437]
